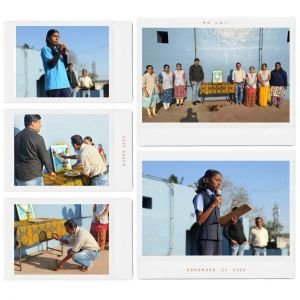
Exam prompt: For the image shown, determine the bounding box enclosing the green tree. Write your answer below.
[168,174,178,184]
[22,43,30,49]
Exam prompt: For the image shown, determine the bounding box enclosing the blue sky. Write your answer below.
[143,161,290,231]
[16,26,109,80]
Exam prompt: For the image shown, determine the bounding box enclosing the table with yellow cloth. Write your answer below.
[14,218,66,271]
[43,166,90,186]
[200,82,235,103]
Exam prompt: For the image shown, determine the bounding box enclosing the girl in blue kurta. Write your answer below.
[41,29,71,97]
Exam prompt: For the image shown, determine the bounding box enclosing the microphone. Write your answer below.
[215,189,222,208]
[55,43,70,53]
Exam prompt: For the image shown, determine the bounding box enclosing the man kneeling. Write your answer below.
[54,219,100,272]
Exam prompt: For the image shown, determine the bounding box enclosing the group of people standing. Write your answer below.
[142,58,204,118]
[142,57,288,118]
[232,62,288,108]
[192,169,269,256]
[14,115,107,186]
[41,29,94,97]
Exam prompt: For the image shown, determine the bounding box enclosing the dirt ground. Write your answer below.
[14,247,109,275]
[142,99,290,123]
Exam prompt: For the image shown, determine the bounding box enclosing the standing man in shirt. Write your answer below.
[41,29,72,97]
[232,62,246,105]
[66,63,79,97]
[79,69,94,97]
[249,217,269,256]
[15,114,56,186]
[70,135,107,186]
[54,219,100,272]
[189,58,204,105]
[223,207,247,256]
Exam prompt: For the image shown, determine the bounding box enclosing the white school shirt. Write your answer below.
[193,189,214,212]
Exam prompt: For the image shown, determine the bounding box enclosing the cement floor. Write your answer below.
[14,247,109,275]
[142,99,289,123]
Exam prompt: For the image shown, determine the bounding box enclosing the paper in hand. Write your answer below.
[219,204,252,226]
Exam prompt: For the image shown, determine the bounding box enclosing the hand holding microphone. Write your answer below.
[57,41,69,54]
[212,189,222,209]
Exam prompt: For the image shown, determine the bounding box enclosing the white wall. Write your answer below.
[142,177,195,256]
[16,48,44,97]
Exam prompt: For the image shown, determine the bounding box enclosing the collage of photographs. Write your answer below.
[2,17,295,281]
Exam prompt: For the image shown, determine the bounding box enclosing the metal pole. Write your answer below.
[194,28,197,58]
[167,183,175,256]
[19,247,22,272]
[24,49,28,97]
[259,28,263,69]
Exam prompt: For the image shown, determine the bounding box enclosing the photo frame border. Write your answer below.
[137,148,295,279]
[137,18,295,146]
[5,197,132,280]
[5,108,132,192]
[5,20,132,103]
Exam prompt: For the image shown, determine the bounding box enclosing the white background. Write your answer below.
[0,0,298,299]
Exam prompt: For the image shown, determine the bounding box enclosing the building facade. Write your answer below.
[142,28,290,100]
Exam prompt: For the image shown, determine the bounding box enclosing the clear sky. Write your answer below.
[16,26,109,80]
[143,161,290,231]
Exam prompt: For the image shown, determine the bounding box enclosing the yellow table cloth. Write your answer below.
[43,166,89,186]
[15,218,66,248]
[200,82,235,95]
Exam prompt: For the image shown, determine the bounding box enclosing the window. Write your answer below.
[157,31,169,44]
[142,196,152,209]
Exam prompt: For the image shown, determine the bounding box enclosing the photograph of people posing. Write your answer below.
[141,27,290,123]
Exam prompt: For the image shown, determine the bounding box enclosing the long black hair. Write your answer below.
[195,169,222,193]
[46,29,59,46]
